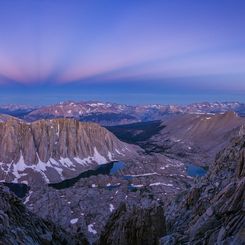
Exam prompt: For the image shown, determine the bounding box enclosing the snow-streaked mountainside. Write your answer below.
[152,111,245,163]
[2,101,244,126]
[0,117,137,185]
[108,111,245,166]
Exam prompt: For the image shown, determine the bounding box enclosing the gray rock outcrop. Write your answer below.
[97,202,166,245]
[0,184,88,245]
[162,135,245,244]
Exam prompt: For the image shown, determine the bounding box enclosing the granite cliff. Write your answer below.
[0,117,136,184]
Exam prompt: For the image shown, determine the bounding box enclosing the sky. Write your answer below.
[0,0,244,105]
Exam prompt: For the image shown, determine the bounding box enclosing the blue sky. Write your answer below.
[0,0,244,105]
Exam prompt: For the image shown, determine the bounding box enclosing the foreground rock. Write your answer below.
[0,185,88,245]
[162,134,245,244]
[97,202,166,245]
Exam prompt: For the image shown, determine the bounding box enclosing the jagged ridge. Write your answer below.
[162,134,245,244]
[0,184,88,245]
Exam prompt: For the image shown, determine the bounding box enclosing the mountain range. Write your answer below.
[1,101,245,125]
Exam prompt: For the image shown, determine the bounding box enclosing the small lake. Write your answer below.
[109,161,125,174]
[186,164,207,177]
[2,182,30,198]
[49,161,126,190]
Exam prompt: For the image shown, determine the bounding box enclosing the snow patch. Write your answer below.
[131,184,144,188]
[60,157,75,168]
[149,182,173,187]
[74,156,91,166]
[56,124,60,136]
[129,172,159,177]
[70,218,78,224]
[23,191,33,204]
[107,151,113,161]
[93,147,107,164]
[89,102,105,107]
[115,149,123,155]
[109,204,115,212]
[88,223,97,234]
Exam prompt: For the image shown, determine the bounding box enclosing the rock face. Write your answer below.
[0,117,136,184]
[97,203,166,245]
[0,185,87,245]
[162,134,245,244]
[108,112,245,165]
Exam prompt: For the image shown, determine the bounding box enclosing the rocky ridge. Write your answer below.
[161,132,245,244]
